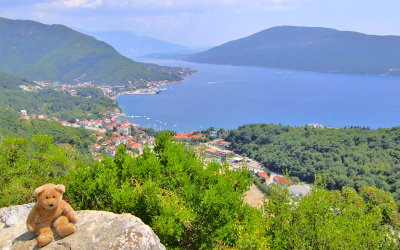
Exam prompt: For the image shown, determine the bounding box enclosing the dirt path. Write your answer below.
[244,184,265,209]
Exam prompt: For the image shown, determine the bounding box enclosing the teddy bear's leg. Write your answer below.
[36,226,54,247]
[54,215,76,238]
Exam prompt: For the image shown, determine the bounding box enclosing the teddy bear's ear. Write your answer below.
[33,186,45,197]
[55,184,65,194]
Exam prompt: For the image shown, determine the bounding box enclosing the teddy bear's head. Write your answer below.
[34,184,65,210]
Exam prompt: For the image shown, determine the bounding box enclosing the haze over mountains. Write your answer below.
[80,30,190,58]
[185,26,400,76]
[0,17,184,85]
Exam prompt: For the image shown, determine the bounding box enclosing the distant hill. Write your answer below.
[186,26,400,76]
[81,30,189,57]
[0,17,184,84]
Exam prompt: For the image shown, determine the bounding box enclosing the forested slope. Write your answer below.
[227,123,400,205]
[186,26,400,76]
[0,17,183,84]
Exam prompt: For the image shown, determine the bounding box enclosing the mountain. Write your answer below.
[81,30,189,57]
[0,17,184,84]
[186,26,400,76]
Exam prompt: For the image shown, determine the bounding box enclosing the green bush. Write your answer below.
[67,133,268,249]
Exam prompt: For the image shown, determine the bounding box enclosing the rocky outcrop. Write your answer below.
[0,203,165,250]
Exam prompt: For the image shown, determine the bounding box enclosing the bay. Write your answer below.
[116,59,400,132]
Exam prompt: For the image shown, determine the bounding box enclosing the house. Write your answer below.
[121,119,130,125]
[191,134,204,139]
[257,171,268,182]
[117,125,130,136]
[273,176,294,186]
[19,110,27,116]
[126,142,141,150]
[94,156,103,162]
[92,144,101,151]
[110,137,120,145]
[219,141,229,148]
[105,146,117,156]
[102,140,112,146]
[37,115,47,119]
[205,149,234,158]
[174,134,191,141]
[174,132,203,141]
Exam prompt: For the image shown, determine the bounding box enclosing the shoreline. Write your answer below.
[110,78,189,101]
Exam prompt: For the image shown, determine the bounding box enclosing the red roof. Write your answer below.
[205,149,217,153]
[274,176,293,185]
[259,171,268,179]
[174,135,191,140]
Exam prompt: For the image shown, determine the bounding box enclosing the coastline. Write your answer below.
[110,77,188,100]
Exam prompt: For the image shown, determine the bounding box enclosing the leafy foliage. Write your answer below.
[0,135,78,207]
[1,133,399,248]
[227,123,400,206]
[67,133,268,249]
[265,179,399,249]
[0,113,94,154]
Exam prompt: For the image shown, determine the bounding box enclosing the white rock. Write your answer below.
[0,204,165,250]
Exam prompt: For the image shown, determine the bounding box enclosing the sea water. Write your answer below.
[116,59,400,132]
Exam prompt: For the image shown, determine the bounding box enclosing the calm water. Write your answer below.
[116,59,400,132]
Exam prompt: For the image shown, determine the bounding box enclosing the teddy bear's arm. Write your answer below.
[26,205,40,232]
[61,200,78,223]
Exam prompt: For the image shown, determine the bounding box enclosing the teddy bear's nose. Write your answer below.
[49,204,54,207]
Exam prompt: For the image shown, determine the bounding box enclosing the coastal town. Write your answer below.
[18,107,311,206]
[17,76,312,207]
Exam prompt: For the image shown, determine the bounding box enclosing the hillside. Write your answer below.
[226,123,400,206]
[0,133,398,248]
[82,30,189,57]
[0,72,119,121]
[186,26,400,76]
[0,17,184,84]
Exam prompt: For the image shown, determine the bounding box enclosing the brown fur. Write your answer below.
[26,184,77,247]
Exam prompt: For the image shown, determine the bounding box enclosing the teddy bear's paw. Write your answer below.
[37,234,53,247]
[58,223,76,238]
[69,214,78,223]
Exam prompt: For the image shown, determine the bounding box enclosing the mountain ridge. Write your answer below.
[0,17,184,85]
[185,26,400,76]
[80,29,189,57]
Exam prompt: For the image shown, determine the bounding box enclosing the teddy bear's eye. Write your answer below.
[53,195,55,198]
[46,196,49,199]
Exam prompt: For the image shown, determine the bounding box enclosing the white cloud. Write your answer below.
[40,0,103,9]
[104,0,304,10]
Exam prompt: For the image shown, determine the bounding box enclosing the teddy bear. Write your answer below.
[26,183,78,247]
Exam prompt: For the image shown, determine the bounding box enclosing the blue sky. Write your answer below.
[1,0,400,47]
